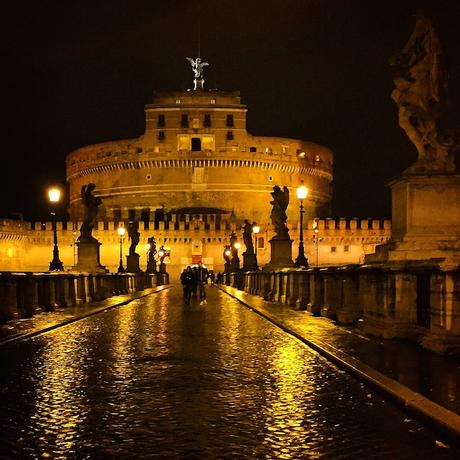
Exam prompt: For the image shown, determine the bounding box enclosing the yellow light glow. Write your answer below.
[234,242,241,249]
[117,227,125,237]
[48,187,61,203]
[145,243,151,250]
[252,225,260,234]
[158,250,165,257]
[225,250,231,257]
[296,183,308,200]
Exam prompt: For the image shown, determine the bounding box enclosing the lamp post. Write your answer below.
[48,187,64,271]
[223,245,231,274]
[117,226,125,273]
[252,224,260,268]
[230,233,241,272]
[313,220,319,267]
[145,243,151,271]
[295,182,309,268]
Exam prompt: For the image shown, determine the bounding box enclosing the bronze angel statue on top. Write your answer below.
[186,57,209,90]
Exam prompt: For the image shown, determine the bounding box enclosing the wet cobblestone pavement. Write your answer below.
[0,286,458,459]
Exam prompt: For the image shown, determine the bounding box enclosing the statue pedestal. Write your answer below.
[243,252,258,271]
[159,262,167,275]
[146,259,157,274]
[266,237,294,270]
[367,173,460,269]
[126,254,142,273]
[73,240,107,274]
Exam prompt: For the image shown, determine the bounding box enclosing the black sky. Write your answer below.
[4,0,460,221]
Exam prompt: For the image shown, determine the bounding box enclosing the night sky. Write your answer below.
[4,0,460,221]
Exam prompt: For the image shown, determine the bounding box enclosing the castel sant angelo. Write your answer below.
[67,59,333,224]
[0,59,390,276]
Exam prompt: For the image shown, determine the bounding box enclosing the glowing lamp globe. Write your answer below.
[296,184,308,201]
[48,187,61,203]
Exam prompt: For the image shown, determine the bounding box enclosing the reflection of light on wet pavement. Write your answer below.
[31,324,91,457]
[0,286,458,459]
[261,340,320,459]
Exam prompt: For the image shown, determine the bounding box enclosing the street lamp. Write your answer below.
[48,187,64,271]
[145,243,151,271]
[252,224,260,268]
[117,226,126,273]
[313,220,320,267]
[295,182,309,267]
[230,232,240,272]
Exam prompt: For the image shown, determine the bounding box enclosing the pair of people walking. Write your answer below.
[180,263,209,305]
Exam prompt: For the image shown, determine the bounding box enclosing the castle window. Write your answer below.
[344,245,350,252]
[331,246,337,253]
[181,114,189,128]
[191,137,202,151]
[158,131,165,141]
[157,114,165,128]
[210,98,216,104]
[176,98,181,104]
[249,147,257,153]
[265,147,272,154]
[204,113,211,127]
[226,131,234,140]
[226,114,234,127]
[282,145,288,154]
[315,154,321,162]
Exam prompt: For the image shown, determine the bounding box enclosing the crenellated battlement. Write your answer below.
[0,217,391,275]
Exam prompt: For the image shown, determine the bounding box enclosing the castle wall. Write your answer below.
[0,217,391,280]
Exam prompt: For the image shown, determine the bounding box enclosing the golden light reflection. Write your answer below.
[32,326,90,456]
[262,340,321,459]
[110,304,138,392]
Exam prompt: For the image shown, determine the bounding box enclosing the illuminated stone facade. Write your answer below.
[0,218,391,278]
[67,90,333,224]
[0,88,391,276]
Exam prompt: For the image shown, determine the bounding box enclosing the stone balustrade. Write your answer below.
[225,266,460,354]
[0,272,169,324]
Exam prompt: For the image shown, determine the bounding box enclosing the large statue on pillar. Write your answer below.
[126,221,142,273]
[266,185,294,269]
[79,183,102,242]
[74,183,106,273]
[270,186,290,238]
[390,11,458,173]
[242,219,258,271]
[367,11,460,272]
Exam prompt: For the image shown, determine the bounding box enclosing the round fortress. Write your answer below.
[67,89,333,226]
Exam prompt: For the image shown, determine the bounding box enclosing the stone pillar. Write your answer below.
[307,268,322,315]
[266,238,294,270]
[75,275,86,304]
[17,274,38,318]
[126,253,141,273]
[0,275,18,323]
[337,269,361,324]
[421,270,460,353]
[295,270,310,311]
[74,240,107,274]
[38,275,57,312]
